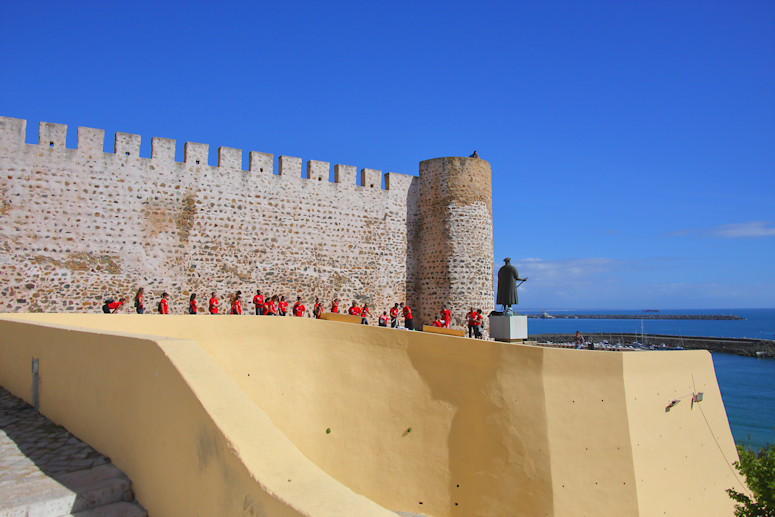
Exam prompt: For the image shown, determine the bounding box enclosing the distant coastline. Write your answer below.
[528,332,775,358]
[529,313,743,321]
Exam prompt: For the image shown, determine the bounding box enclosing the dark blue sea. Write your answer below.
[521,308,775,450]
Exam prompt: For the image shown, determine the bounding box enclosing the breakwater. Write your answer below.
[529,314,743,320]
[529,333,775,358]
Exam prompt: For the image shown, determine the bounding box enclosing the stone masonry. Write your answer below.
[0,116,493,328]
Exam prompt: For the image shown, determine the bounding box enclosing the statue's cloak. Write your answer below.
[497,263,519,306]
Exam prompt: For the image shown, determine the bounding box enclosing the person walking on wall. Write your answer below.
[466,307,476,338]
[134,287,144,314]
[313,297,322,319]
[102,297,125,314]
[432,314,443,327]
[361,303,371,325]
[278,295,288,316]
[441,304,451,328]
[189,293,197,314]
[331,298,339,314]
[574,331,584,349]
[230,291,242,315]
[401,302,414,330]
[390,303,399,328]
[253,290,264,315]
[348,301,361,317]
[158,292,169,314]
[473,309,484,339]
[266,295,278,316]
[293,296,305,317]
[378,311,388,327]
[209,292,219,314]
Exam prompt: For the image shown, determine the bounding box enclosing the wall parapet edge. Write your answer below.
[0,116,415,191]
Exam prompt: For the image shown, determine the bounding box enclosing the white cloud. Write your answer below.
[669,220,775,239]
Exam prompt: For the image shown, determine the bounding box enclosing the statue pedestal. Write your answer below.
[488,314,528,343]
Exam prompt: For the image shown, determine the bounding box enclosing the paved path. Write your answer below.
[0,386,146,516]
[0,387,111,487]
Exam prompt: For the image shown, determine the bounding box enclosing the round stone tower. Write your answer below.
[414,157,494,330]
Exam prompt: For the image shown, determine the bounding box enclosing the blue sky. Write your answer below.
[1,1,773,309]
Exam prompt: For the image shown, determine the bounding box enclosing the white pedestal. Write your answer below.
[488,314,528,342]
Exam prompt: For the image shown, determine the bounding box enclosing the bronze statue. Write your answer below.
[496,258,526,312]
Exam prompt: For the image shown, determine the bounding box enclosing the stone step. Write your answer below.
[0,464,133,516]
[70,501,147,517]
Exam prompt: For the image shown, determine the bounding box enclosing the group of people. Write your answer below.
[103,288,487,337]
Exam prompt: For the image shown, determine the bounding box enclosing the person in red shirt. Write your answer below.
[209,292,219,314]
[292,296,305,317]
[378,311,388,327]
[389,303,399,328]
[253,290,264,315]
[278,295,288,316]
[432,315,443,327]
[348,301,361,316]
[360,303,371,324]
[230,291,242,315]
[134,287,144,314]
[466,307,476,338]
[473,309,484,339]
[265,295,278,316]
[159,292,169,314]
[189,293,197,314]
[441,305,451,328]
[102,297,125,313]
[331,298,339,314]
[400,302,414,330]
[313,297,322,319]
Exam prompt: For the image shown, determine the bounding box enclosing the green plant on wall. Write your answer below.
[727,443,775,517]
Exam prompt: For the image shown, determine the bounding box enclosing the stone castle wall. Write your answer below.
[0,116,493,326]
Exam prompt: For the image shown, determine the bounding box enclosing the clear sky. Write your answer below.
[1,1,773,309]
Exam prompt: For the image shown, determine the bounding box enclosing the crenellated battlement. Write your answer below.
[0,114,491,331]
[0,116,414,193]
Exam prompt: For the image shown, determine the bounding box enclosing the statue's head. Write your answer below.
[504,257,511,264]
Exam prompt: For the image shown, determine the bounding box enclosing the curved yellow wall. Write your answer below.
[0,314,743,516]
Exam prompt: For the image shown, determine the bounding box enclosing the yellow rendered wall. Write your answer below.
[0,316,394,517]
[0,314,743,516]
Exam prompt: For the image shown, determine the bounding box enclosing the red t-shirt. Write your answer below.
[474,314,483,326]
[432,319,443,327]
[107,300,123,312]
[293,302,304,317]
[466,311,476,326]
[278,300,288,315]
[331,302,339,313]
[136,294,144,309]
[348,306,361,316]
[266,300,277,315]
[389,307,399,319]
[231,299,242,315]
[253,294,263,308]
[361,306,370,318]
[314,302,321,319]
[441,308,451,327]
[402,305,413,319]
[209,297,218,314]
[160,298,168,314]
[378,314,388,325]
[189,299,197,314]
